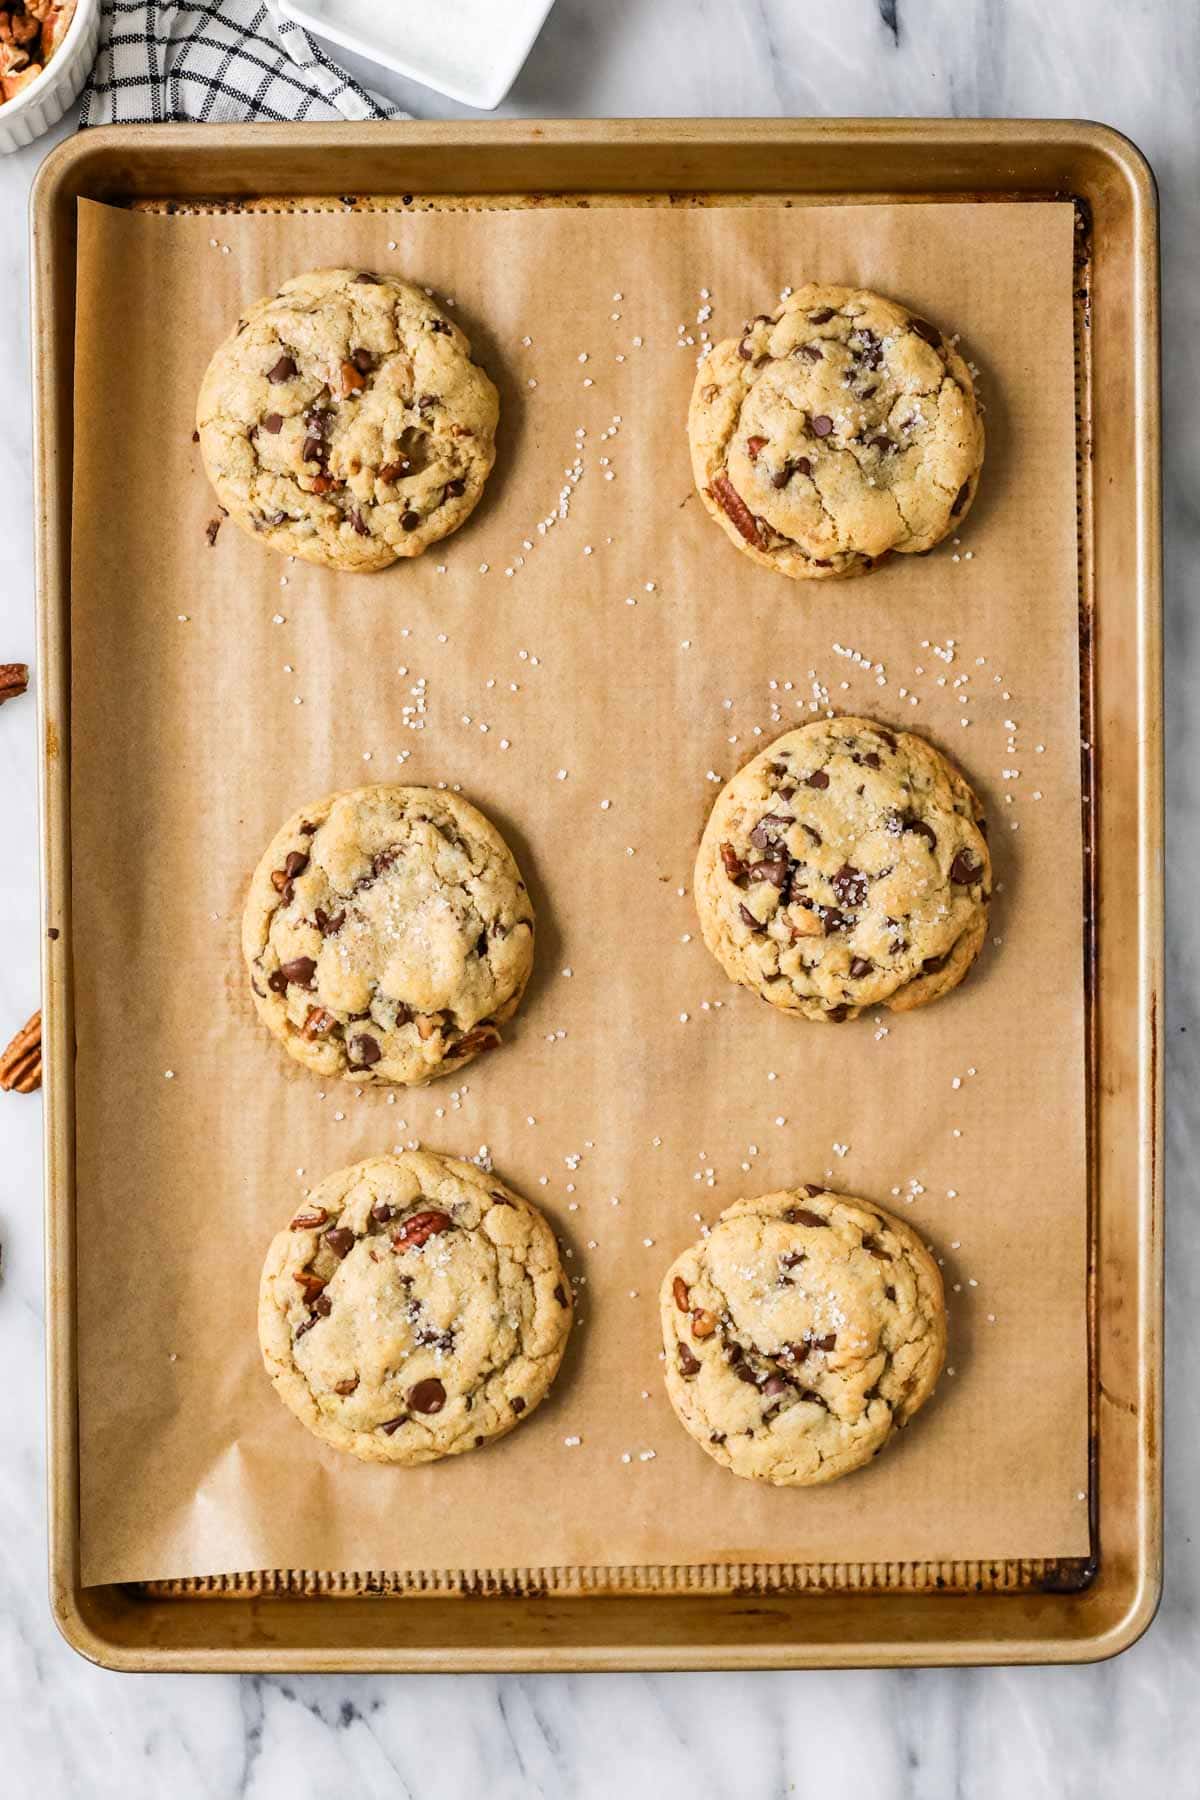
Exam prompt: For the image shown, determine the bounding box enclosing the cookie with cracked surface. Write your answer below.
[660,1186,947,1486]
[197,268,499,572]
[259,1151,573,1465]
[243,785,534,1085]
[688,282,984,580]
[694,717,990,1022]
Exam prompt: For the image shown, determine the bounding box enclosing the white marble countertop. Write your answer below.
[0,1,1192,1792]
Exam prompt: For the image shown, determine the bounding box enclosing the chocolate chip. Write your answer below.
[746,435,768,461]
[735,1363,760,1386]
[284,850,309,881]
[828,1004,851,1021]
[810,415,834,438]
[512,1396,526,1414]
[267,354,297,383]
[401,510,421,532]
[780,1250,806,1270]
[315,907,346,936]
[910,316,942,347]
[429,318,451,335]
[868,435,892,454]
[678,1343,701,1377]
[554,1283,569,1307]
[803,1184,823,1197]
[302,436,324,465]
[349,1034,381,1067]
[738,903,764,931]
[850,956,873,978]
[442,477,467,501]
[813,1333,837,1352]
[348,508,370,537]
[785,1208,827,1228]
[737,337,754,361]
[860,752,882,769]
[831,864,867,909]
[806,769,830,789]
[379,1416,406,1435]
[353,272,381,284]
[922,952,949,974]
[333,1377,359,1395]
[890,813,937,851]
[409,1377,446,1414]
[781,1341,810,1364]
[951,480,970,515]
[861,1236,889,1261]
[350,347,375,373]
[267,968,288,995]
[950,849,983,885]
[324,1226,355,1259]
[262,413,284,434]
[796,343,823,362]
[884,1286,896,1302]
[672,1275,690,1312]
[761,1374,791,1397]
[808,307,835,324]
[818,905,850,935]
[279,956,316,987]
[371,1201,395,1225]
[748,857,790,890]
[749,814,793,851]
[802,824,822,847]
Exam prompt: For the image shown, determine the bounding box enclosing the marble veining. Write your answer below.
[0,0,1193,1791]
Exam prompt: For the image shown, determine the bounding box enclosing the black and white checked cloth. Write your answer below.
[79,0,404,126]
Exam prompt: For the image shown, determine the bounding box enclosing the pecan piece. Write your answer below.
[293,1271,328,1305]
[672,1275,690,1312]
[709,474,764,548]
[301,1005,338,1041]
[289,1207,329,1230]
[0,663,30,705]
[0,1010,41,1093]
[391,1209,453,1252]
[450,1024,501,1059]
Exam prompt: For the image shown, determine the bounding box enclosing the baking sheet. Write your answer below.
[70,194,1088,1587]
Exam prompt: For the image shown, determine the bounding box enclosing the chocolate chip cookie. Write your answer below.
[694,718,990,1022]
[660,1186,947,1486]
[259,1151,573,1465]
[197,268,499,572]
[243,785,534,1084]
[688,283,984,580]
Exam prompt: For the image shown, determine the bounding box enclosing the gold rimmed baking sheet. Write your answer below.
[32,121,1161,1670]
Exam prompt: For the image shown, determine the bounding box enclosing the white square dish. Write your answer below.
[277,0,557,111]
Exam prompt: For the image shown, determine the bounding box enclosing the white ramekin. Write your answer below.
[0,0,100,155]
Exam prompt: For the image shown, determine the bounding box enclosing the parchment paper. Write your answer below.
[70,194,1088,1586]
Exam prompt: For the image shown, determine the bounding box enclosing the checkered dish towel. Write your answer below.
[79,0,404,126]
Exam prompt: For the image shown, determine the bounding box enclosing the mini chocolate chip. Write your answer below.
[950,849,983,885]
[884,1285,896,1302]
[806,769,830,789]
[785,1208,827,1228]
[409,1377,446,1414]
[349,1034,382,1067]
[951,480,970,515]
[810,414,834,437]
[267,354,297,383]
[828,1004,851,1021]
[267,968,288,995]
[796,343,823,362]
[349,508,370,537]
[850,956,873,978]
[813,1333,837,1352]
[350,347,375,373]
[371,1201,395,1224]
[401,510,421,531]
[442,477,467,500]
[679,1343,701,1377]
[430,318,451,335]
[512,1396,526,1414]
[279,956,316,987]
[324,1226,355,1259]
[262,413,284,434]
[379,1416,406,1434]
[808,307,835,324]
[780,1250,806,1270]
[910,316,942,347]
[803,1184,824,1197]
